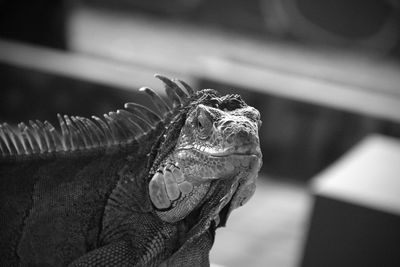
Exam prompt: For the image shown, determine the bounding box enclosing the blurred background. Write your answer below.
[1,0,400,266]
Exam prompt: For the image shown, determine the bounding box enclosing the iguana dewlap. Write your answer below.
[0,75,262,267]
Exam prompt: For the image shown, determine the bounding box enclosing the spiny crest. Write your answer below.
[0,75,196,158]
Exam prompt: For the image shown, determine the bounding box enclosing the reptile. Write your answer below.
[0,75,262,267]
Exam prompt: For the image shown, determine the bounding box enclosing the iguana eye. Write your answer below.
[197,110,212,139]
[197,119,203,129]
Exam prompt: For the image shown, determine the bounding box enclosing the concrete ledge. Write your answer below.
[301,135,400,267]
[312,134,400,215]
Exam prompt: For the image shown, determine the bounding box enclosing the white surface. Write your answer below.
[313,134,400,215]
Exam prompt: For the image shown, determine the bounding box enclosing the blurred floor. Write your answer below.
[210,176,312,267]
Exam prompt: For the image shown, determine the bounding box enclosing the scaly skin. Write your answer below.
[0,78,262,267]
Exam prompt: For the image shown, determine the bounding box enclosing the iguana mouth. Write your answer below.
[176,144,261,160]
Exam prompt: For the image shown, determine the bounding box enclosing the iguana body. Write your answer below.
[0,75,262,266]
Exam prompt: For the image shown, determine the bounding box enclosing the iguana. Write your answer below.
[0,75,262,267]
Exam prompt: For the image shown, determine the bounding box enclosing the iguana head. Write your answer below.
[148,85,262,229]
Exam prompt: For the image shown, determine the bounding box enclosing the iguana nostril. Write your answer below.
[224,127,257,148]
[237,131,251,143]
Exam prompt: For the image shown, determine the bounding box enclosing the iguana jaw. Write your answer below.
[149,148,262,225]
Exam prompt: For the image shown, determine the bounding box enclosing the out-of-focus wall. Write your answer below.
[79,0,400,59]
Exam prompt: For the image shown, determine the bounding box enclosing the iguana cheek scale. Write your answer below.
[0,75,262,266]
